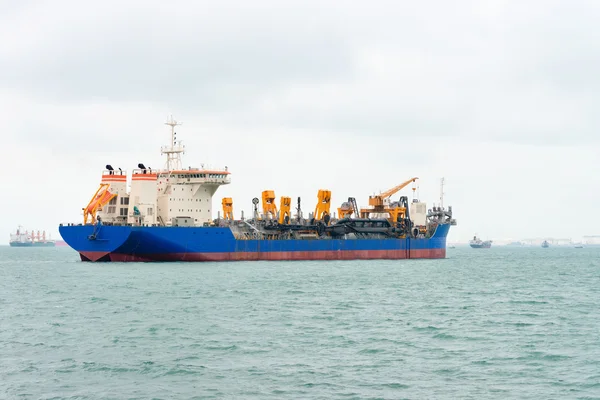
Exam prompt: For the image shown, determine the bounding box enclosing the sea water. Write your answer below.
[1,246,599,399]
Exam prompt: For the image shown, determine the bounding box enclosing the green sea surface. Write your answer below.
[1,245,599,399]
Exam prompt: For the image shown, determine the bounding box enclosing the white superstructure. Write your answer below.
[410,201,427,226]
[91,116,230,227]
[97,168,129,223]
[10,226,30,244]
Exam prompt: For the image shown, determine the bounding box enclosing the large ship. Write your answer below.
[59,116,457,262]
[469,236,492,249]
[10,227,56,247]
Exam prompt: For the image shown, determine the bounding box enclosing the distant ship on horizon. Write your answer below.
[9,226,56,247]
[541,240,549,248]
[469,235,492,249]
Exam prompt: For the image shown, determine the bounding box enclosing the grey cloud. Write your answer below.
[2,0,600,242]
[4,0,599,147]
[0,0,359,105]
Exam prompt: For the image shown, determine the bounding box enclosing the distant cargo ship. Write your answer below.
[9,227,56,247]
[58,116,457,262]
[469,235,492,249]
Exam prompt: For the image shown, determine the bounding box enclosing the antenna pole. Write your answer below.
[440,177,445,209]
[162,115,183,171]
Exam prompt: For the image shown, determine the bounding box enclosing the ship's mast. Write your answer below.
[439,177,445,210]
[161,115,184,171]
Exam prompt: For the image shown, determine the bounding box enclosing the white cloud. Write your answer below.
[1,0,599,243]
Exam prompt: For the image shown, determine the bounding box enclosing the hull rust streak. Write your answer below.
[80,249,446,262]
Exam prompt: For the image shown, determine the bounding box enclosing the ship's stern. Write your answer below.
[59,224,132,261]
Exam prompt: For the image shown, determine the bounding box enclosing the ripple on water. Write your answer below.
[1,247,600,399]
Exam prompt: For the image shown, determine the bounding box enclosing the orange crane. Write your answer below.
[222,197,234,220]
[360,177,418,218]
[83,183,117,224]
[262,190,277,219]
[278,196,292,224]
[313,189,332,224]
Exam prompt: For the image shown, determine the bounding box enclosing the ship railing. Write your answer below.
[159,174,231,184]
[190,164,230,173]
[132,168,158,175]
[154,168,231,180]
[123,166,231,177]
[102,169,127,176]
[160,144,185,154]
[155,165,230,174]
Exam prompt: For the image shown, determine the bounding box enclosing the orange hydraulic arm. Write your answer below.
[338,198,356,219]
[313,189,332,223]
[262,190,277,219]
[222,197,233,220]
[278,196,292,224]
[337,204,353,219]
[83,183,117,224]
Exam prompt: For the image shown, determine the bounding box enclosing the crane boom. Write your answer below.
[368,177,418,207]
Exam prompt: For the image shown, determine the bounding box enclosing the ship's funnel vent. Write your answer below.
[106,165,114,171]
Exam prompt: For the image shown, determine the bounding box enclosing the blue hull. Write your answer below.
[58,223,451,262]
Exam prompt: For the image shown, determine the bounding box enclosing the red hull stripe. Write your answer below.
[80,249,446,262]
[101,177,127,182]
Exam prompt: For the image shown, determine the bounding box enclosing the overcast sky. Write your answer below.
[2,0,599,243]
